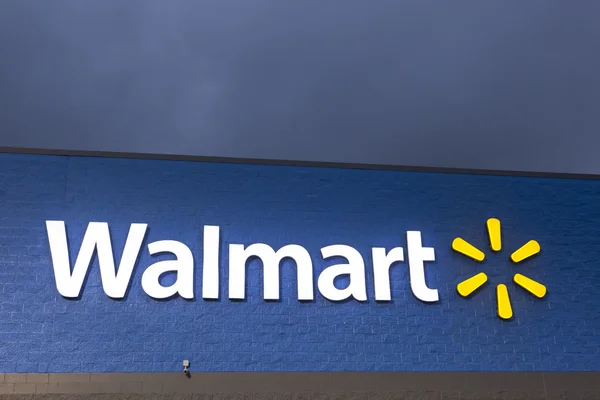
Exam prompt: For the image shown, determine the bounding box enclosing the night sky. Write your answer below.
[1,1,599,174]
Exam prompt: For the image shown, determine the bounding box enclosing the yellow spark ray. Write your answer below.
[486,218,502,251]
[452,238,485,262]
[513,273,547,298]
[510,240,541,263]
[496,284,513,320]
[457,272,488,297]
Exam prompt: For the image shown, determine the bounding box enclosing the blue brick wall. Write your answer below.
[1,152,600,373]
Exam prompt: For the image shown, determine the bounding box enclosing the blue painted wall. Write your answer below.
[1,152,599,373]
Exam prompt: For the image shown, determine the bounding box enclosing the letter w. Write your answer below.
[46,221,147,298]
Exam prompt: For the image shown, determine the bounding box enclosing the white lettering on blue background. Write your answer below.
[45,220,439,302]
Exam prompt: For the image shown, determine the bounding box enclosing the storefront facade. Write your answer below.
[1,150,599,399]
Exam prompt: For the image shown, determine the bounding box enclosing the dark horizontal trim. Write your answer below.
[1,145,599,181]
[1,372,599,397]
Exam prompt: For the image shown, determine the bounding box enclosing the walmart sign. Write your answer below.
[46,221,439,303]
[45,217,546,320]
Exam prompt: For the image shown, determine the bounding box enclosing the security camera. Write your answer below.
[183,360,190,374]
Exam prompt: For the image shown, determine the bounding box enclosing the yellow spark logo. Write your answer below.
[452,218,547,320]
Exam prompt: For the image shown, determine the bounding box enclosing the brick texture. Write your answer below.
[0,371,599,399]
[1,153,600,373]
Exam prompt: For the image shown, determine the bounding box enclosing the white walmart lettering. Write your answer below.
[45,221,439,302]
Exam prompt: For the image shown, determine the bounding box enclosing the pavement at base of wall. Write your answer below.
[1,372,600,399]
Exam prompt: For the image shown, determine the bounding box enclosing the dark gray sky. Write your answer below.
[1,1,599,174]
